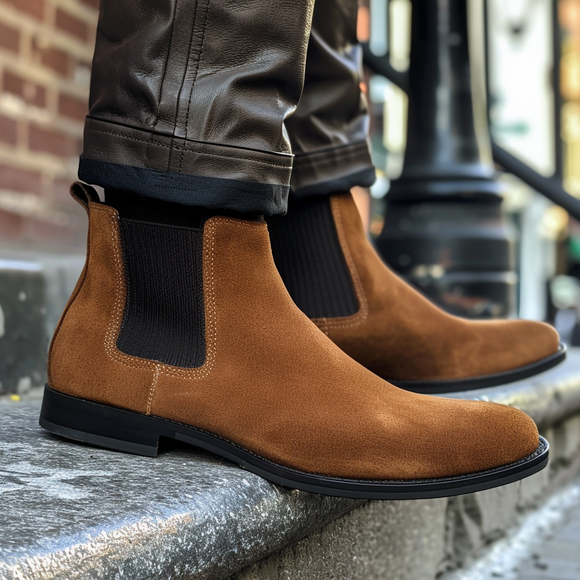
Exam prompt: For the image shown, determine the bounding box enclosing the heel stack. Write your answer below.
[40,385,161,457]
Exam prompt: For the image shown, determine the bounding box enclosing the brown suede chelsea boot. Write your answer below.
[269,193,564,393]
[40,183,549,499]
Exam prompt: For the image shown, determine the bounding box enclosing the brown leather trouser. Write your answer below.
[79,0,375,215]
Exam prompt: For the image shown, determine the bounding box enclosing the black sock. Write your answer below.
[105,188,212,228]
[105,188,261,227]
[268,197,359,319]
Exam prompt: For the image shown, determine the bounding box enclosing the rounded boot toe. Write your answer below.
[408,398,541,479]
[512,320,561,364]
[475,401,540,469]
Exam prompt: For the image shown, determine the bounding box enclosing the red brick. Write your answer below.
[3,71,46,108]
[0,207,86,249]
[0,208,24,241]
[0,115,17,145]
[22,202,88,250]
[56,9,89,41]
[51,177,74,202]
[58,93,88,122]
[0,22,20,54]
[0,0,44,21]
[29,125,80,157]
[0,164,42,194]
[78,0,100,10]
[32,38,70,77]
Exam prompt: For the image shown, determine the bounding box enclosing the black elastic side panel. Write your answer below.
[117,219,206,368]
[268,197,359,319]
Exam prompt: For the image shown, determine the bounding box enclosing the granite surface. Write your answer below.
[233,414,580,580]
[448,349,580,430]
[0,407,358,580]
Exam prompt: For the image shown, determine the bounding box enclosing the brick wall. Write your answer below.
[0,0,98,251]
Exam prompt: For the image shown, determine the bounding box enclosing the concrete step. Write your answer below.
[1,352,580,580]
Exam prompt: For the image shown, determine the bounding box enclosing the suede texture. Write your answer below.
[48,189,155,412]
[49,186,540,480]
[312,193,560,382]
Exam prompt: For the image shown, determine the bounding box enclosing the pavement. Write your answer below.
[517,484,580,580]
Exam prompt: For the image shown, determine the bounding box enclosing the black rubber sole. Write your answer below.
[39,385,549,500]
[390,343,567,394]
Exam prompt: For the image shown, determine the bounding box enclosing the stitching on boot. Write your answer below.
[312,196,368,331]
[146,365,161,415]
[98,205,221,380]
[170,217,269,396]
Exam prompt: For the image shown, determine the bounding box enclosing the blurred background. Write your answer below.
[0,0,97,252]
[0,0,579,395]
[0,0,98,397]
[356,0,580,337]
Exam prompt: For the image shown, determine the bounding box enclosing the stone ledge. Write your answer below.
[448,349,580,431]
[1,351,580,580]
[0,406,359,580]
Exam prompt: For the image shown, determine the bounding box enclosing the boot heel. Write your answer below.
[40,385,161,457]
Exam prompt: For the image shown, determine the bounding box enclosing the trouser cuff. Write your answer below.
[289,141,376,199]
[79,118,293,215]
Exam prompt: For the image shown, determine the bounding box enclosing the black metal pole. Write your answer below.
[375,0,517,319]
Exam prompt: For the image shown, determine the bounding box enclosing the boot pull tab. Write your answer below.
[70,182,101,213]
